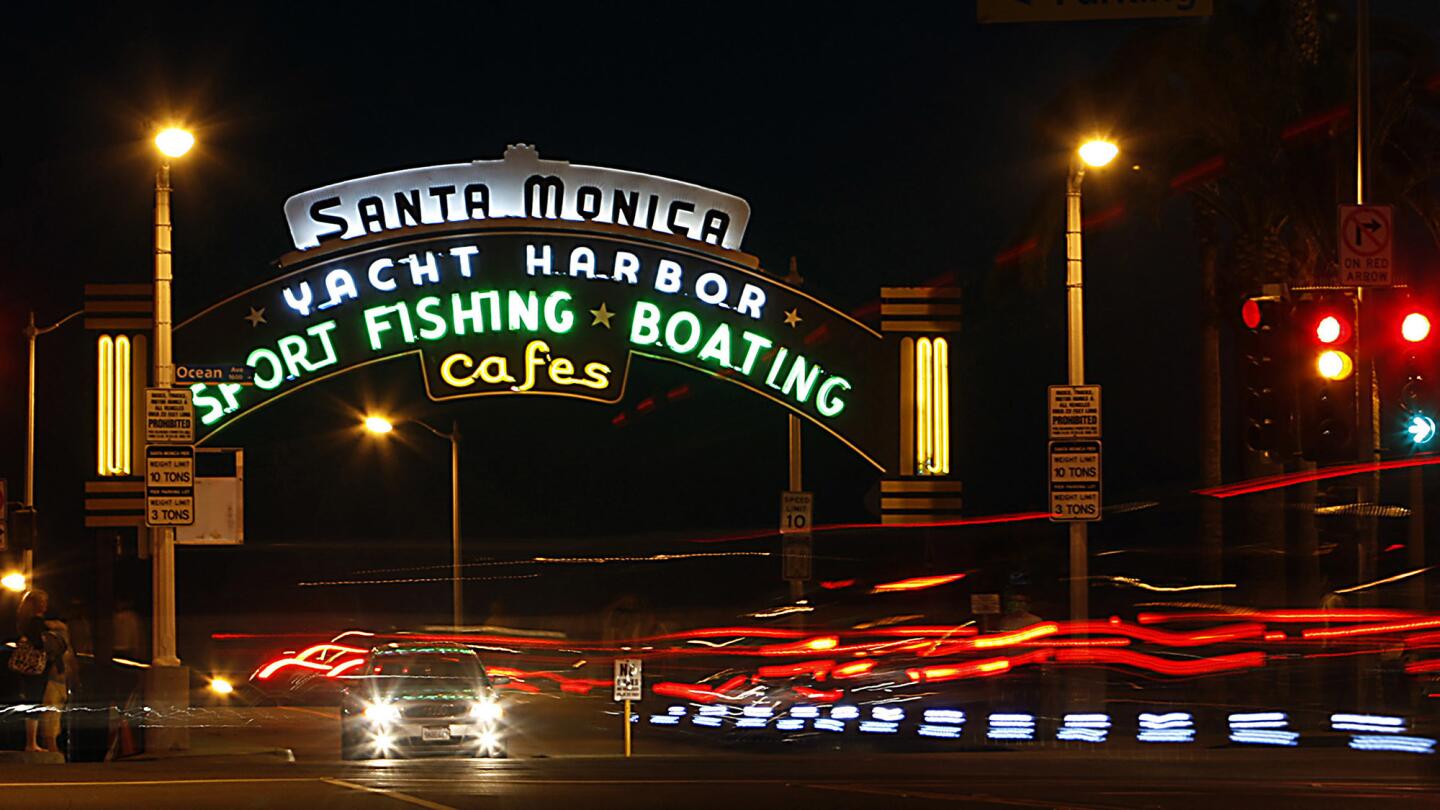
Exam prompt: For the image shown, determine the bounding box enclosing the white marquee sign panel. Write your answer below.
[284,144,752,252]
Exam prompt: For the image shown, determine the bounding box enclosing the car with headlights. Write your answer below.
[338,641,508,759]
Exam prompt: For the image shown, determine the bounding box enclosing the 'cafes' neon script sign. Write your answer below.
[284,144,751,251]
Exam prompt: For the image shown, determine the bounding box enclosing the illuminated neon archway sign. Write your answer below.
[177,146,885,469]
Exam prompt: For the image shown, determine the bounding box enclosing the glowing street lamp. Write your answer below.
[1077,139,1119,168]
[154,127,195,159]
[364,415,463,627]
[1063,136,1119,628]
[2,571,27,593]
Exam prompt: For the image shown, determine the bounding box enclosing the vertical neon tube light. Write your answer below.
[914,336,950,475]
[97,336,111,475]
[96,334,133,476]
[916,337,931,473]
[116,335,131,474]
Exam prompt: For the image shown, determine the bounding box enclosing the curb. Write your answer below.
[0,751,67,765]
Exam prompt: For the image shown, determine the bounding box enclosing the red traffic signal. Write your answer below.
[1401,311,1432,343]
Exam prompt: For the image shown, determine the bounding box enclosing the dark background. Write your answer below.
[3,3,1440,647]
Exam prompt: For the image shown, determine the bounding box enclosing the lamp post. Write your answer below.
[1065,138,1118,625]
[22,308,83,581]
[152,126,194,669]
[364,415,464,628]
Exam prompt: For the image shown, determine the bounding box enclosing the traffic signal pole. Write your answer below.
[1065,164,1089,626]
[1354,0,1382,608]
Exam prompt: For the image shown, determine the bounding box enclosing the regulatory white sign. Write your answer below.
[1338,204,1392,287]
[145,445,195,527]
[1048,385,1101,439]
[1049,440,1101,522]
[145,388,195,443]
[780,491,813,535]
[613,658,643,702]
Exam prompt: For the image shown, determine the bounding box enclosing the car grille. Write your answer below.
[402,702,467,719]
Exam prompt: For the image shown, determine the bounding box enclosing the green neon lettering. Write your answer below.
[781,355,822,403]
[277,335,311,378]
[631,302,661,346]
[508,290,539,331]
[247,348,284,390]
[416,296,448,340]
[764,347,789,390]
[817,376,851,417]
[665,311,702,354]
[452,292,484,335]
[738,331,773,375]
[544,290,575,334]
[478,291,502,330]
[191,384,226,425]
[697,322,733,367]
[363,305,396,350]
[217,383,243,412]
[306,321,339,368]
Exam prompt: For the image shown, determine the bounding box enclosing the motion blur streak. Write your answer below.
[1136,609,1427,624]
[1301,618,1440,639]
[325,658,365,677]
[1053,649,1265,676]
[973,622,1058,648]
[870,573,967,593]
[906,656,1012,683]
[756,660,835,679]
[1194,453,1440,498]
[831,660,877,678]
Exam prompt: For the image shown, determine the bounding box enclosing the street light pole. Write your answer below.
[1065,161,1090,626]
[152,156,181,668]
[449,419,462,628]
[1062,138,1118,626]
[365,416,463,627]
[22,309,83,580]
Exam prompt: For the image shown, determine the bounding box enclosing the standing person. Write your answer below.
[13,589,56,753]
[40,613,76,755]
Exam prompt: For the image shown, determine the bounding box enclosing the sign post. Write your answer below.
[1338,204,1393,286]
[613,658,642,757]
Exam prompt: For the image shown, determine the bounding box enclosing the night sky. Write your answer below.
[5,3,1440,631]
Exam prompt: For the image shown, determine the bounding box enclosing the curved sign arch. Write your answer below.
[175,149,886,470]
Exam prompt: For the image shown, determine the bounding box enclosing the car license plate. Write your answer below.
[422,727,450,742]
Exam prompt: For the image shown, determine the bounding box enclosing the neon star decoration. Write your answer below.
[590,302,615,329]
[784,308,802,328]
[244,307,267,327]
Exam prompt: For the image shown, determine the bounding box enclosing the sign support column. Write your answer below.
[1064,163,1091,627]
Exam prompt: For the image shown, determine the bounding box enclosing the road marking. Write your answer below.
[804,783,1126,810]
[0,778,318,788]
[277,705,337,720]
[323,777,458,810]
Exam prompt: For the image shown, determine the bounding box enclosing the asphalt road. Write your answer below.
[1,699,1434,809]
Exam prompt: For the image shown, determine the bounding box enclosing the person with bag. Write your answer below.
[11,589,63,754]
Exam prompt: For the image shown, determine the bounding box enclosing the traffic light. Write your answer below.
[1239,295,1291,457]
[1295,294,1358,462]
[1388,298,1437,449]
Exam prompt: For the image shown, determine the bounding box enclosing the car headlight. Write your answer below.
[470,700,503,722]
[363,702,401,723]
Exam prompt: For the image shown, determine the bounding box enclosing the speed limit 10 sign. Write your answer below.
[780,491,813,535]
